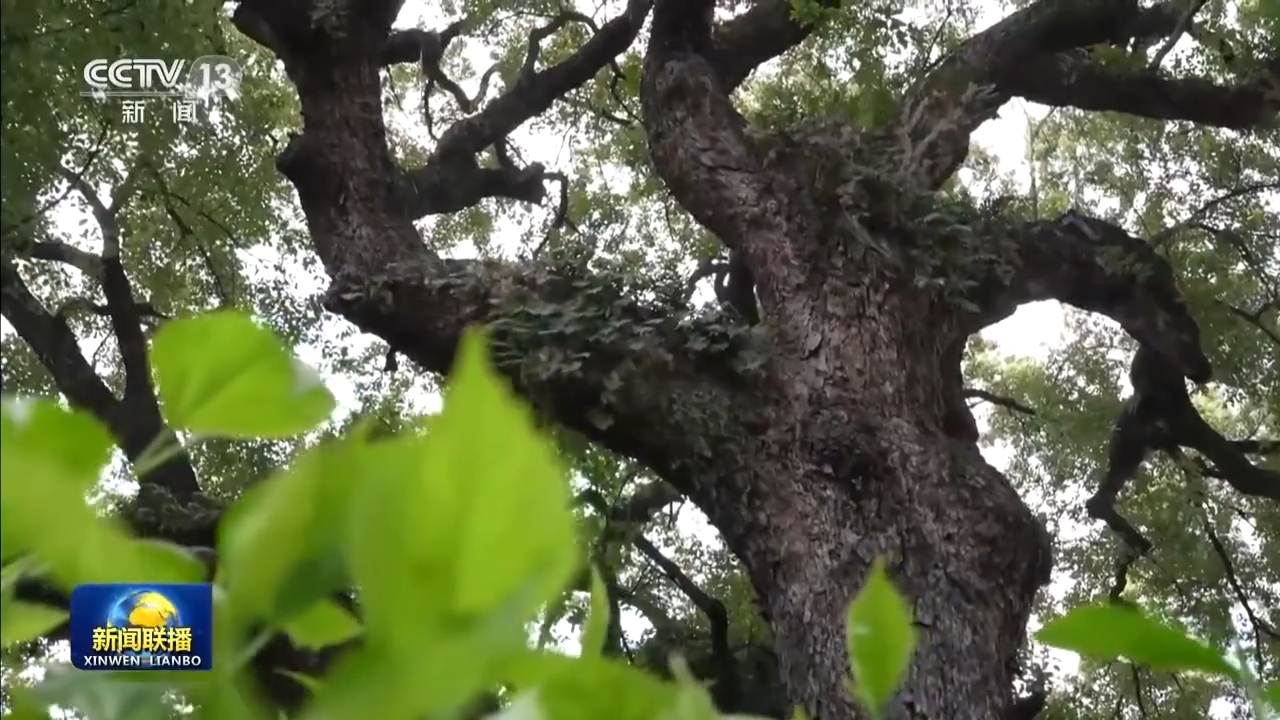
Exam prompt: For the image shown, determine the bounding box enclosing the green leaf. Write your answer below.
[217,460,320,620]
[346,330,578,651]
[151,310,335,438]
[282,599,363,650]
[128,540,207,583]
[1263,682,1279,712]
[668,655,721,719]
[1035,604,1238,679]
[2,559,35,597]
[189,586,288,720]
[579,565,610,657]
[207,585,258,681]
[299,644,443,720]
[0,399,136,587]
[30,665,175,720]
[276,669,325,694]
[0,397,113,493]
[439,331,579,616]
[844,557,916,717]
[217,438,360,621]
[503,650,681,720]
[5,685,55,720]
[0,599,68,646]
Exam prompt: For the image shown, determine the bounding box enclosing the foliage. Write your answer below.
[2,312,1275,718]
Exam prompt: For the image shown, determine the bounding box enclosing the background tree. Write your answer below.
[1,0,1276,718]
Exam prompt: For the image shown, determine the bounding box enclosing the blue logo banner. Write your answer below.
[69,583,213,671]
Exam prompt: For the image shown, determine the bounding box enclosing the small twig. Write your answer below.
[2,123,113,239]
[1150,181,1280,246]
[962,388,1037,415]
[1200,513,1278,674]
[54,297,169,324]
[1216,300,1280,348]
[151,178,235,307]
[915,1,954,77]
[1147,0,1209,70]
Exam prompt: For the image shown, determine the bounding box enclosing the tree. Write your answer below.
[2,0,1277,718]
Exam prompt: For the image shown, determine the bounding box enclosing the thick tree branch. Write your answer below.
[232,0,762,507]
[1231,439,1278,456]
[965,210,1211,384]
[238,0,651,223]
[397,156,550,218]
[1089,345,1279,566]
[230,0,403,59]
[380,19,466,67]
[4,164,202,502]
[56,164,156,408]
[1000,52,1279,130]
[631,534,739,711]
[1086,343,1278,566]
[0,258,119,420]
[324,258,760,487]
[878,0,1132,189]
[576,480,683,525]
[1,257,200,497]
[28,241,104,277]
[392,0,651,216]
[642,0,810,329]
[707,0,840,92]
[877,0,1221,190]
[1179,414,1280,501]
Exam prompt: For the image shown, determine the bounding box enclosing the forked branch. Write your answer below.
[429,0,652,160]
[0,256,119,421]
[707,0,841,92]
[641,0,809,321]
[1087,345,1279,555]
[878,0,1276,190]
[965,210,1211,384]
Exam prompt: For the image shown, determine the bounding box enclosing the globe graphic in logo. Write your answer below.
[106,590,181,663]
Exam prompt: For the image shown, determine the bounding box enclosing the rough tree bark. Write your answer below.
[5,0,1278,717]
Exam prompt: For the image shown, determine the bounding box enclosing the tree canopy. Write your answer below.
[1,0,1277,718]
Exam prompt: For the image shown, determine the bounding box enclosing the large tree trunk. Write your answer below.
[224,0,1257,717]
[717,388,1052,718]
[635,5,1205,713]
